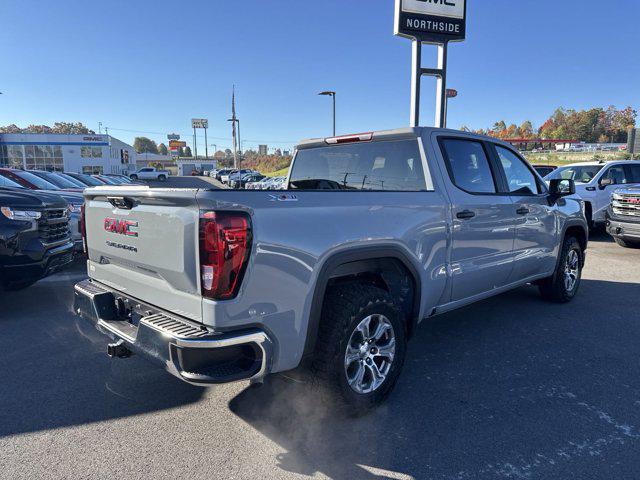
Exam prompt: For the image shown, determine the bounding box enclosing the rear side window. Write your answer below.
[289,139,427,191]
[440,139,496,193]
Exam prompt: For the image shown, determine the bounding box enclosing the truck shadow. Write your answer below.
[229,279,640,480]
[0,266,204,437]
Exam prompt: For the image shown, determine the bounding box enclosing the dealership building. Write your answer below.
[0,133,136,174]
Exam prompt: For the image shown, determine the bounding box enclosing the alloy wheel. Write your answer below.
[344,314,396,394]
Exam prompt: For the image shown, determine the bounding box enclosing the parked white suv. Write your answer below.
[545,160,640,227]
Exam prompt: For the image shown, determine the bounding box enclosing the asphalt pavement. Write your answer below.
[1,231,639,480]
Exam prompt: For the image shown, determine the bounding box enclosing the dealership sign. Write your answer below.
[167,133,180,141]
[191,118,208,129]
[395,0,466,43]
[169,140,187,148]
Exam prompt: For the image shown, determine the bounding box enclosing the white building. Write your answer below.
[0,133,136,174]
[176,158,218,176]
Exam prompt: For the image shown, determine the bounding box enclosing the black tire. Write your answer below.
[130,174,138,180]
[312,283,407,413]
[614,237,640,248]
[538,236,583,303]
[158,175,167,182]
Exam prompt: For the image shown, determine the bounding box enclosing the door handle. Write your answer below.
[456,210,476,220]
[516,207,530,215]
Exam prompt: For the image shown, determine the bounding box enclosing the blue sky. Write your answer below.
[1,0,638,152]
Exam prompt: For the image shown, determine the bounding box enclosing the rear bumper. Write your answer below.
[73,279,273,386]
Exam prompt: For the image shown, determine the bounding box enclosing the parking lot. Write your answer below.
[1,231,639,480]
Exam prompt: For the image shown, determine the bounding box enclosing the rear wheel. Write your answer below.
[538,236,583,303]
[158,175,167,182]
[614,237,640,248]
[312,283,407,413]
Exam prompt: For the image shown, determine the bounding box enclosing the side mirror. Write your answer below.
[549,178,575,197]
[599,178,614,189]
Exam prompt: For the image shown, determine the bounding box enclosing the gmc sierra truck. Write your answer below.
[1,186,74,290]
[606,186,640,248]
[74,127,588,411]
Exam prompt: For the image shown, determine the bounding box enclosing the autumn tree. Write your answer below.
[158,143,168,155]
[184,146,193,157]
[133,137,158,154]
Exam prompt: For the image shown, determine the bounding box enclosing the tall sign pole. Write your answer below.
[191,118,209,160]
[395,0,467,128]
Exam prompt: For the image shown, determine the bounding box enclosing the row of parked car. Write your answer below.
[0,168,139,291]
[210,168,287,190]
[539,160,640,248]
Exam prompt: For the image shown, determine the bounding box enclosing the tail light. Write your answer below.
[80,203,87,253]
[199,211,252,300]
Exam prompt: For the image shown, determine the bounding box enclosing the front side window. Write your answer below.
[440,139,496,194]
[495,146,540,195]
[602,165,629,185]
[548,165,603,183]
[628,165,640,183]
[289,139,427,191]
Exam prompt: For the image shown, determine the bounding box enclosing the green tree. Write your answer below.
[51,122,95,134]
[158,143,168,155]
[133,137,159,154]
[519,120,534,138]
[184,146,193,157]
[492,121,507,133]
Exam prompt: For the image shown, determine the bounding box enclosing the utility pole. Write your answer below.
[204,127,208,159]
[193,126,198,159]
[98,122,102,134]
[229,85,239,169]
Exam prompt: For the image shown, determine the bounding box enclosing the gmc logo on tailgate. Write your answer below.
[104,218,139,237]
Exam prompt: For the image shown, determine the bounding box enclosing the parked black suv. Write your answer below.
[0,187,74,290]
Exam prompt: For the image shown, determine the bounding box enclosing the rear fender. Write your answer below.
[302,246,422,357]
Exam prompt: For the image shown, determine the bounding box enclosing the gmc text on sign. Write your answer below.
[395,0,466,43]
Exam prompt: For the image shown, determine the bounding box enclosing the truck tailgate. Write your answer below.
[83,187,202,322]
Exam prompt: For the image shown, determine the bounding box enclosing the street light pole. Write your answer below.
[318,91,336,136]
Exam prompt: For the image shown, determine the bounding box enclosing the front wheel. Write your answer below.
[312,284,407,413]
[538,236,583,303]
[158,175,167,182]
[130,174,138,180]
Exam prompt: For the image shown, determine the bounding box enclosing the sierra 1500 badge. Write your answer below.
[104,217,139,237]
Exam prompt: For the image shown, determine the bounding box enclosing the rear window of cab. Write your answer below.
[288,139,427,191]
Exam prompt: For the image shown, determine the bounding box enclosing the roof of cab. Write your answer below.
[295,127,513,150]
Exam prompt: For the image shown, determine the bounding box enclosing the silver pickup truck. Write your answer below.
[74,127,588,411]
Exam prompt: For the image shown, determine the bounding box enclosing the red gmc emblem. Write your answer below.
[628,198,640,204]
[104,217,139,237]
